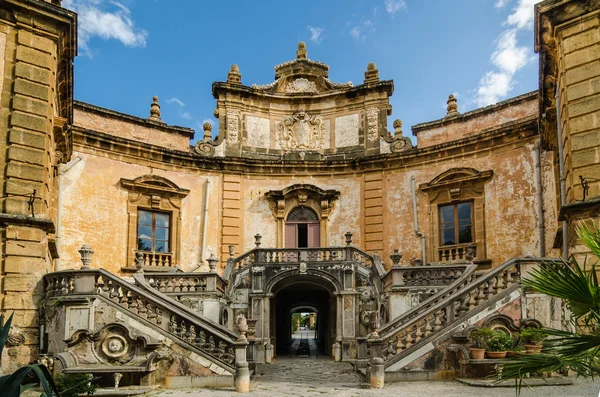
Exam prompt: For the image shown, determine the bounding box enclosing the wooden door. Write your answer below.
[308,224,320,248]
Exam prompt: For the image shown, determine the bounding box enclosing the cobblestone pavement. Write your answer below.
[151,355,600,397]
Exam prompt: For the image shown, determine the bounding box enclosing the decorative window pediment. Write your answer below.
[420,168,493,266]
[120,175,189,271]
[420,168,493,192]
[264,184,340,248]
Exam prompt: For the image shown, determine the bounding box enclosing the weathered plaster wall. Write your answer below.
[414,95,537,148]
[241,177,362,251]
[74,106,192,152]
[383,140,558,267]
[60,153,222,274]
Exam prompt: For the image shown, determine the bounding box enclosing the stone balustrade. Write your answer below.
[233,247,374,269]
[383,264,472,290]
[144,272,227,296]
[438,244,475,262]
[375,258,558,370]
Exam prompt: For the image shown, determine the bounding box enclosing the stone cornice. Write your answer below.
[0,213,56,233]
[412,91,537,135]
[72,116,538,176]
[74,101,195,139]
[212,80,394,100]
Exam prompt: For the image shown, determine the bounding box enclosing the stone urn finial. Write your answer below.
[446,94,459,117]
[236,314,248,341]
[254,233,262,248]
[203,121,213,141]
[364,62,380,84]
[228,245,236,258]
[135,251,145,272]
[148,96,162,121]
[465,245,476,262]
[227,64,242,84]
[78,244,94,269]
[368,312,380,338]
[297,41,307,59]
[345,231,353,246]
[390,249,402,267]
[207,253,218,273]
[393,119,403,137]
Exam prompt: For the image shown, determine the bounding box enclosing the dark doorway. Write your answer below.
[271,280,335,358]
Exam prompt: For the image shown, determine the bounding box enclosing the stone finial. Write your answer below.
[345,231,353,246]
[207,253,218,272]
[148,96,162,121]
[296,41,307,60]
[446,94,459,117]
[78,244,94,269]
[390,249,402,267]
[227,64,242,85]
[254,233,262,248]
[393,119,403,137]
[364,62,380,84]
[203,122,213,141]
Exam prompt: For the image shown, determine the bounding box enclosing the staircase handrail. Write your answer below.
[44,268,239,372]
[378,257,561,368]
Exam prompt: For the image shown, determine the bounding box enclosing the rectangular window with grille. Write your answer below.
[440,202,473,246]
[137,210,171,252]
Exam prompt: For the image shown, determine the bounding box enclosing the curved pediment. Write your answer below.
[120,175,190,198]
[421,168,493,191]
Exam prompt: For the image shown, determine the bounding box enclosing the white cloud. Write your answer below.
[350,27,362,40]
[475,0,540,106]
[62,0,147,56]
[384,0,407,16]
[166,97,185,107]
[494,0,509,8]
[307,26,324,44]
[180,111,192,120]
[505,0,538,29]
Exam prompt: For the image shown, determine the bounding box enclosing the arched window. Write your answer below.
[285,206,320,248]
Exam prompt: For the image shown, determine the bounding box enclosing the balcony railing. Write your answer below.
[438,243,475,262]
[135,250,174,267]
[232,247,375,269]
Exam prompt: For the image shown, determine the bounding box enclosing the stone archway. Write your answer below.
[267,271,340,358]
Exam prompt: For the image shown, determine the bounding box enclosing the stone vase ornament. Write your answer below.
[246,319,257,340]
[78,244,94,269]
[236,314,248,341]
[368,312,380,338]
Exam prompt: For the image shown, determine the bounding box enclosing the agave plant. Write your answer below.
[0,313,61,396]
[500,222,600,393]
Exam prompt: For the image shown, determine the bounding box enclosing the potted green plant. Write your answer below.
[506,334,525,358]
[519,327,546,354]
[485,330,512,358]
[468,327,494,359]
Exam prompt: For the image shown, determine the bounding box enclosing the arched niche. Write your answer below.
[265,184,340,248]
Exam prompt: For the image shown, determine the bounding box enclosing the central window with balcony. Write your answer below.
[136,210,172,267]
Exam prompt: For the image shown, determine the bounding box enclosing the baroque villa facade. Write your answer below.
[0,0,599,391]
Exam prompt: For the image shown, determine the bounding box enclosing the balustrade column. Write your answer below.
[234,340,250,393]
[367,338,384,389]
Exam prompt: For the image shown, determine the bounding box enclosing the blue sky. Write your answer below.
[63,0,540,143]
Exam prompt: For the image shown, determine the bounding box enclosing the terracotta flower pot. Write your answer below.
[525,344,543,354]
[469,347,485,360]
[506,351,524,358]
[486,351,507,359]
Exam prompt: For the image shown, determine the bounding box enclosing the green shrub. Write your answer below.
[519,327,546,345]
[485,330,512,352]
[54,373,96,397]
[469,327,494,349]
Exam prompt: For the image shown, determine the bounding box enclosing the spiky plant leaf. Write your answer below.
[0,364,59,397]
[0,313,14,358]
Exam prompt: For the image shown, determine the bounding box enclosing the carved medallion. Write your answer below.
[278,110,325,152]
[366,107,378,142]
[285,78,318,93]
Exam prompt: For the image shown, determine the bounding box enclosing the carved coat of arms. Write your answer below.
[278,110,325,152]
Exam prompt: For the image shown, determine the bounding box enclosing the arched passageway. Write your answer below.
[270,276,336,357]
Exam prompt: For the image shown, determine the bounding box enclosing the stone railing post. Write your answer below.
[367,337,384,389]
[234,340,250,393]
[73,244,96,294]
